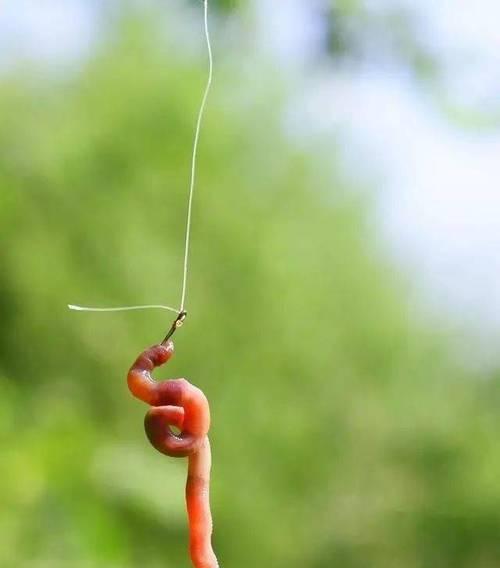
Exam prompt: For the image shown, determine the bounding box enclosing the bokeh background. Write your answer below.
[1,1,500,567]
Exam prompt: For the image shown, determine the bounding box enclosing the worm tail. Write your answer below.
[187,437,219,568]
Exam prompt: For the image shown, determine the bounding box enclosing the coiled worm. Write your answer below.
[128,341,219,568]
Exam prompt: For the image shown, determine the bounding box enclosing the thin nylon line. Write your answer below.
[68,304,179,315]
[68,1,212,319]
[179,0,213,312]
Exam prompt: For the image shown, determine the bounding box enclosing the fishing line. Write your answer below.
[68,304,180,315]
[180,0,212,313]
[69,0,213,323]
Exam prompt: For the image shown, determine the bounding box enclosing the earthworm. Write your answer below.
[127,341,219,568]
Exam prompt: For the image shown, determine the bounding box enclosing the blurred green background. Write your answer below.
[1,2,500,568]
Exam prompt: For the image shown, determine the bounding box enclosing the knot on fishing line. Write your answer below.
[162,310,188,345]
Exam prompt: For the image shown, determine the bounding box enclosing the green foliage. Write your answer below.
[324,1,439,80]
[1,16,500,568]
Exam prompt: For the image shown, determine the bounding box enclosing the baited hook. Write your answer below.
[162,310,187,345]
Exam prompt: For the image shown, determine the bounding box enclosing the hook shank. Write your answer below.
[162,311,187,345]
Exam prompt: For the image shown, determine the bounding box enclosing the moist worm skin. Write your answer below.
[128,342,219,568]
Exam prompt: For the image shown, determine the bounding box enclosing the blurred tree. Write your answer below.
[324,1,439,79]
[1,9,500,568]
[208,0,499,129]
[207,0,438,77]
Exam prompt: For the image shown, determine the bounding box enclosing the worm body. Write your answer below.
[128,342,219,568]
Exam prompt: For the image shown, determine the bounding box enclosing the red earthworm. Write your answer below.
[128,341,219,568]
